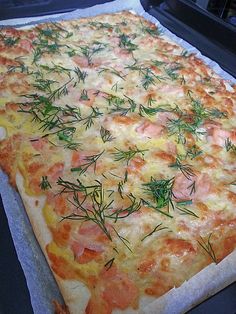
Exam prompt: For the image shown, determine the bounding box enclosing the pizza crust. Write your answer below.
[16,172,236,314]
[142,250,236,313]
[0,10,235,314]
[16,172,91,314]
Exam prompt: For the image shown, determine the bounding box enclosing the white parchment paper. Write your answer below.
[0,1,236,313]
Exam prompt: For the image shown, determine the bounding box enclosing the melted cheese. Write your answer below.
[0,11,236,314]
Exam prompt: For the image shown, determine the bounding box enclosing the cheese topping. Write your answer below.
[0,11,236,314]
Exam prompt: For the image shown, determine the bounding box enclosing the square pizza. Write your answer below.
[0,11,236,314]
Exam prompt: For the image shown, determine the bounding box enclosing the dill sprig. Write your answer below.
[119,33,137,52]
[139,104,171,116]
[57,177,100,194]
[126,61,165,90]
[169,158,195,180]
[185,145,202,160]
[82,107,103,129]
[40,63,71,78]
[80,41,107,65]
[164,63,183,80]
[98,67,126,80]
[19,95,81,146]
[141,24,161,37]
[107,194,141,222]
[39,176,52,190]
[141,223,168,241]
[142,177,174,214]
[112,146,147,165]
[197,233,217,263]
[100,126,114,143]
[89,21,113,30]
[71,150,104,175]
[33,78,58,94]
[56,127,80,150]
[48,78,73,101]
[104,257,115,270]
[62,181,113,240]
[7,63,29,74]
[112,227,132,252]
[176,206,199,218]
[104,94,125,107]
[74,67,87,83]
[225,138,236,153]
[80,89,89,101]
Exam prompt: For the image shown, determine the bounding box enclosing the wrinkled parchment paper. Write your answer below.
[0,1,235,313]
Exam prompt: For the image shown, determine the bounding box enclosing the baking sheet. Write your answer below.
[0,0,236,313]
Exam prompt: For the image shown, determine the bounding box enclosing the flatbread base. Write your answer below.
[15,171,236,313]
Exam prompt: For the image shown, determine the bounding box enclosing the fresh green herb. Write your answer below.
[142,68,156,90]
[39,176,52,190]
[2,35,20,46]
[51,22,74,38]
[57,127,81,149]
[100,126,114,143]
[57,177,101,194]
[7,63,29,74]
[117,181,124,199]
[197,233,217,263]
[165,64,183,80]
[124,170,128,183]
[141,223,168,241]
[119,33,137,52]
[64,142,80,150]
[141,198,173,218]
[139,104,171,116]
[57,127,75,142]
[107,194,141,222]
[167,116,205,144]
[169,158,195,180]
[112,227,132,252]
[142,24,161,37]
[71,150,104,175]
[111,82,119,92]
[98,67,126,80]
[147,96,156,107]
[142,177,175,211]
[104,257,115,270]
[188,181,196,195]
[82,107,103,129]
[74,67,87,83]
[185,145,202,160]
[113,146,147,165]
[48,78,73,101]
[40,63,71,78]
[67,49,77,57]
[104,94,125,107]
[62,180,113,240]
[151,60,166,67]
[80,89,89,101]
[80,42,107,65]
[19,95,81,141]
[176,206,199,218]
[225,138,236,153]
[33,78,57,94]
[89,21,113,30]
[108,95,137,116]
[181,49,190,58]
[175,200,193,206]
[126,61,164,90]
